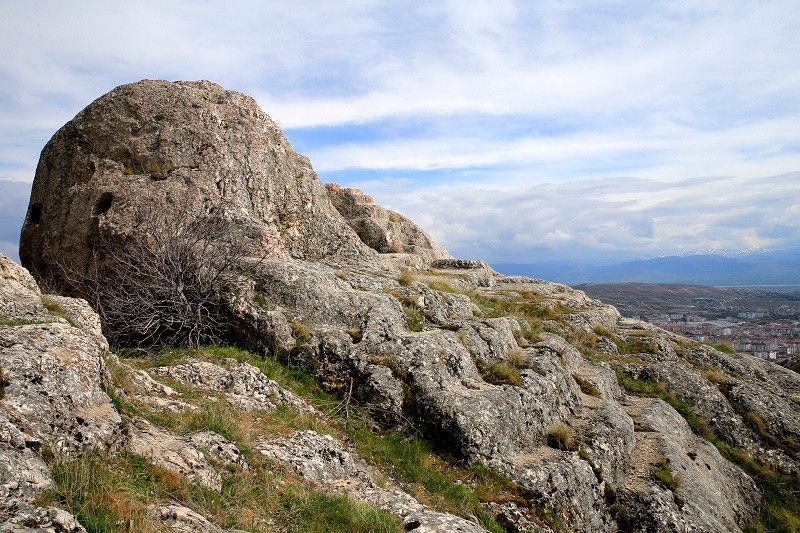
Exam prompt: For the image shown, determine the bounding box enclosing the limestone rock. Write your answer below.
[149,359,313,413]
[125,417,246,491]
[20,80,373,282]
[257,430,485,532]
[147,504,235,533]
[326,184,451,262]
[15,80,800,530]
[0,252,121,529]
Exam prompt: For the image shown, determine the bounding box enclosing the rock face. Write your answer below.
[326,183,452,263]
[11,79,800,531]
[0,252,121,529]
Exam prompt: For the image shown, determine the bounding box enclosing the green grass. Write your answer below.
[344,427,510,532]
[654,458,680,492]
[711,342,736,354]
[476,359,523,386]
[41,296,76,327]
[110,343,526,531]
[427,279,459,293]
[397,268,415,286]
[614,336,658,355]
[290,321,312,346]
[403,305,429,332]
[546,424,577,451]
[39,448,401,533]
[573,374,601,397]
[0,318,41,326]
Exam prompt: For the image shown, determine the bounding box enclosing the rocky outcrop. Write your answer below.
[257,430,484,532]
[12,79,800,531]
[326,183,451,263]
[0,253,121,529]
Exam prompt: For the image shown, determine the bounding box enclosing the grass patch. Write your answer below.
[39,448,401,533]
[573,374,601,397]
[124,160,176,180]
[711,343,736,354]
[612,364,800,531]
[40,296,76,327]
[403,305,429,332]
[478,359,523,386]
[104,343,538,531]
[546,424,577,451]
[653,457,680,492]
[345,427,514,532]
[467,291,569,343]
[427,279,458,293]
[397,268,415,286]
[0,318,41,326]
[290,321,312,347]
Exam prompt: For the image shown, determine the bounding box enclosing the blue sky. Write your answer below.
[1,1,800,263]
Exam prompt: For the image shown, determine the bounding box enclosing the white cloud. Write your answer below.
[356,172,800,263]
[0,0,798,263]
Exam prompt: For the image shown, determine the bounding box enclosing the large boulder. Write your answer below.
[20,80,370,276]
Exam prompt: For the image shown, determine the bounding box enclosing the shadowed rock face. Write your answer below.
[15,79,800,531]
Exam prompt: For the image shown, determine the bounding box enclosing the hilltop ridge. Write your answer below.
[3,80,800,531]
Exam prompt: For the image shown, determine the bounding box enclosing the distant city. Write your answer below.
[646,311,799,362]
[576,283,800,363]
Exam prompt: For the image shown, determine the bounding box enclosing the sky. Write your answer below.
[1,0,799,264]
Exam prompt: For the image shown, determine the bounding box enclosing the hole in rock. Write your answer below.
[28,203,43,225]
[94,193,113,216]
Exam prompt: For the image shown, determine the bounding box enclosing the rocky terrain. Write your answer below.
[4,80,800,531]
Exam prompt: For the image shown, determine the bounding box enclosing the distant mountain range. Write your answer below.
[493,249,800,287]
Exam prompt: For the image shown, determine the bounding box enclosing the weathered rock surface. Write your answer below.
[0,252,120,529]
[125,417,246,491]
[326,183,451,263]
[257,430,485,532]
[149,359,313,413]
[14,79,800,531]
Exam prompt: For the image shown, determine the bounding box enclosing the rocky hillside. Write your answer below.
[4,80,800,532]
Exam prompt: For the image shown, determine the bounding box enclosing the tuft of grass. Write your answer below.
[0,318,41,326]
[254,292,268,309]
[477,359,522,387]
[427,279,458,293]
[41,296,76,327]
[123,161,177,180]
[345,427,512,532]
[403,305,428,332]
[345,327,363,343]
[40,448,401,533]
[705,369,727,385]
[546,424,577,451]
[615,336,658,355]
[654,458,680,492]
[711,343,736,354]
[506,348,530,370]
[608,364,800,532]
[397,268,415,286]
[290,321,312,347]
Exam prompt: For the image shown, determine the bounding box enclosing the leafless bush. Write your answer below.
[59,202,260,348]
